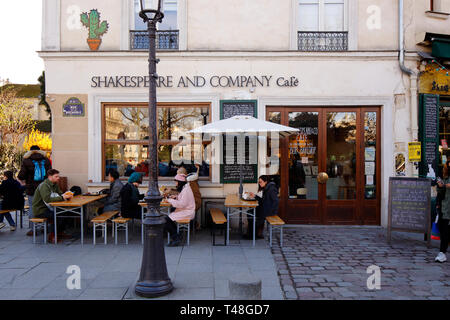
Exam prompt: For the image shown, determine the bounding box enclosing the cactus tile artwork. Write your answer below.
[80,9,109,51]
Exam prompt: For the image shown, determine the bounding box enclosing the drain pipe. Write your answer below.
[399,0,419,143]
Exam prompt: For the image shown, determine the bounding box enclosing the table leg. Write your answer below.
[226,207,230,246]
[253,208,256,247]
[81,206,84,246]
[141,206,144,245]
[54,206,57,245]
[239,208,242,236]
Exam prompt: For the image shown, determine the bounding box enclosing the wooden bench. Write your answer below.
[91,211,119,245]
[0,209,22,229]
[112,217,131,245]
[266,215,285,247]
[210,208,227,246]
[30,218,48,244]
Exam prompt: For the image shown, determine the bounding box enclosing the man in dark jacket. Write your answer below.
[0,171,25,231]
[98,169,123,214]
[120,172,144,219]
[18,145,52,236]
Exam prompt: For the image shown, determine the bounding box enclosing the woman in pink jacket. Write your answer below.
[164,173,196,246]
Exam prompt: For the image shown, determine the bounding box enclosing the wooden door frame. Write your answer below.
[267,106,381,226]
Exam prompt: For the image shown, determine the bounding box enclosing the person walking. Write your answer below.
[436,163,450,263]
[247,175,279,239]
[18,145,52,236]
[120,172,144,219]
[0,171,25,231]
[164,173,196,247]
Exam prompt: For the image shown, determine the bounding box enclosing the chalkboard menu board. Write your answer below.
[387,177,431,247]
[220,100,258,184]
[419,94,440,177]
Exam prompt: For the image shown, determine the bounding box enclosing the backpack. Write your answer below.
[32,160,46,182]
[70,186,82,196]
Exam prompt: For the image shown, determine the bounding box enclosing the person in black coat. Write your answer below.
[0,171,25,231]
[246,175,279,239]
[119,172,144,219]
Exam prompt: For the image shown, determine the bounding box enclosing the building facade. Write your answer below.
[40,0,450,227]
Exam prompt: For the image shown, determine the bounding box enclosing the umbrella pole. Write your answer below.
[239,163,243,199]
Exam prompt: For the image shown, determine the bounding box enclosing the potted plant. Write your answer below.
[80,9,109,51]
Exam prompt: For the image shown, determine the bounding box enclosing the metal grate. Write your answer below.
[130,30,179,50]
[298,31,348,52]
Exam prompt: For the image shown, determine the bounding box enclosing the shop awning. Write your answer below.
[420,32,450,59]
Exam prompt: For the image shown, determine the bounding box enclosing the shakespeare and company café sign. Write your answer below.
[91,75,300,88]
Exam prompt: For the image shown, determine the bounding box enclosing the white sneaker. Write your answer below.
[0,223,5,230]
[435,252,447,263]
[10,226,16,231]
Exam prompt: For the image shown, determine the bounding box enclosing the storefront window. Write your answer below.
[288,112,319,200]
[103,103,211,180]
[326,112,357,200]
[439,103,450,176]
[364,112,377,199]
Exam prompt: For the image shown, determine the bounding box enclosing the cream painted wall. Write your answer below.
[60,0,122,51]
[46,0,450,52]
[187,0,291,50]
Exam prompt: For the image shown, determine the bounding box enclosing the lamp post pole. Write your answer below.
[135,11,173,298]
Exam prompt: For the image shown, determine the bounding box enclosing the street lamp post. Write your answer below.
[135,0,173,298]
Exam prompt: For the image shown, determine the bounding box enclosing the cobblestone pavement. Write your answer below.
[271,226,450,300]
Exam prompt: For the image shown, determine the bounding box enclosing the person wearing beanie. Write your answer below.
[119,172,144,219]
[163,173,196,246]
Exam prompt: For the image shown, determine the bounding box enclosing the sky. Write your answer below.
[0,1,44,84]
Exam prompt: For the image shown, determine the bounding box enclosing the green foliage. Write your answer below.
[80,9,109,39]
[38,71,51,119]
[0,87,35,175]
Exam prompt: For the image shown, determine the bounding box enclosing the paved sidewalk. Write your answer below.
[0,218,283,300]
[271,226,450,300]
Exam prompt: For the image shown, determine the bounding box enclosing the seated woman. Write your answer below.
[120,172,144,219]
[98,169,123,214]
[247,175,279,239]
[164,173,196,247]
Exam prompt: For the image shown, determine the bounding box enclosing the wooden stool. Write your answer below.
[173,219,191,246]
[210,208,227,246]
[112,217,131,245]
[30,218,48,244]
[91,211,119,245]
[266,215,285,248]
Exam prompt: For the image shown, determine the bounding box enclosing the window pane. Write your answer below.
[364,112,377,199]
[288,112,319,200]
[158,107,209,140]
[268,112,281,124]
[326,112,357,200]
[324,3,344,31]
[105,107,149,140]
[299,4,319,31]
[105,143,210,178]
[134,0,178,30]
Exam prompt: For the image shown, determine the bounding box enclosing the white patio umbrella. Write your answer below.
[188,115,299,198]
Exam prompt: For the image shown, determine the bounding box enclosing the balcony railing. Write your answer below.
[130,30,179,50]
[298,31,348,52]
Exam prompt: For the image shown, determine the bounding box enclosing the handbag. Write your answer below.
[431,214,440,241]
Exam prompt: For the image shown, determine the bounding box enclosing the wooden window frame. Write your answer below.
[102,102,212,182]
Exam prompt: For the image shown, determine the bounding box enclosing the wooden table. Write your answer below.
[224,194,259,247]
[49,195,107,245]
[139,200,172,245]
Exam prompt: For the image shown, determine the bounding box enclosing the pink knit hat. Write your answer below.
[174,174,187,182]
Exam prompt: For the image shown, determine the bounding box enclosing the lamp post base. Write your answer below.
[135,280,173,298]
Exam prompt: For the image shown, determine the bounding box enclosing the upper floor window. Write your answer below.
[430,0,450,13]
[297,0,348,51]
[131,0,179,50]
[298,0,345,31]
